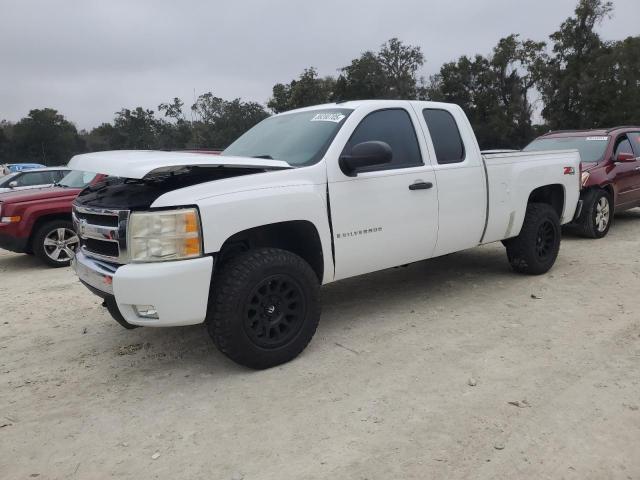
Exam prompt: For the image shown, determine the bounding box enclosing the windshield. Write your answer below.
[222,108,353,166]
[58,170,97,188]
[524,136,610,163]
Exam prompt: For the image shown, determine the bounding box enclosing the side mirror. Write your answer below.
[8,181,18,188]
[615,152,635,163]
[339,141,393,177]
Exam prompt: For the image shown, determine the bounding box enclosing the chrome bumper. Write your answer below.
[72,249,119,296]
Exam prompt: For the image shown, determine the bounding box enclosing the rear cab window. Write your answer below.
[422,109,465,164]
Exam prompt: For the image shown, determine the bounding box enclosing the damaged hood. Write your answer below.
[68,150,292,179]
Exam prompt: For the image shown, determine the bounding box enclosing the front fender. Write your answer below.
[195,184,333,283]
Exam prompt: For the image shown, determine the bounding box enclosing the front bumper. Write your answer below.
[73,249,214,327]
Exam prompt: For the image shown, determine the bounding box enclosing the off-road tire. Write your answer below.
[32,220,78,268]
[505,203,561,275]
[578,188,612,239]
[207,248,321,369]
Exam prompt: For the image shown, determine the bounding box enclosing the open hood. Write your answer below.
[68,150,292,180]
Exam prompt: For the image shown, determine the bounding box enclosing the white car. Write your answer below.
[0,167,70,193]
[68,100,581,369]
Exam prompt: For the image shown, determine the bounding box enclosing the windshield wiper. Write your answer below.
[252,154,273,159]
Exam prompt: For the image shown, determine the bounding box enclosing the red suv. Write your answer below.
[524,127,640,238]
[0,170,104,267]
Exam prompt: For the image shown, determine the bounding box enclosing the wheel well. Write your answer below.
[27,213,72,252]
[218,221,324,282]
[527,184,564,218]
[600,184,615,208]
[582,184,615,213]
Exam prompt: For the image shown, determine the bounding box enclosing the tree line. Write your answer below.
[0,0,637,166]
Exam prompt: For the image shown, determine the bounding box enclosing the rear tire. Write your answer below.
[206,248,321,369]
[578,189,612,239]
[505,203,561,275]
[33,220,79,268]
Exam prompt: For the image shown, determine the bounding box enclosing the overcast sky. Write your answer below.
[1,0,638,130]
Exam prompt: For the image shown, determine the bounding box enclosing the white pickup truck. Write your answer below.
[69,100,581,369]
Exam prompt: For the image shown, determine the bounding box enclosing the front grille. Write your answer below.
[74,211,119,227]
[83,238,119,258]
[72,205,130,263]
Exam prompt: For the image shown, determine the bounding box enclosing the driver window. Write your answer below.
[615,136,634,157]
[17,172,50,186]
[342,109,422,172]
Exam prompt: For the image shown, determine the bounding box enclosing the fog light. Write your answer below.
[134,305,158,319]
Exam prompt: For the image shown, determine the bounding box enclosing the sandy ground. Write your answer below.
[1,212,639,480]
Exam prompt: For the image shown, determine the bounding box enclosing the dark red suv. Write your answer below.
[0,171,104,267]
[524,127,640,238]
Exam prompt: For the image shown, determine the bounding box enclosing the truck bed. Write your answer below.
[481,149,581,244]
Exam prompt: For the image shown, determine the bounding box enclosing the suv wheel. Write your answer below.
[33,220,79,267]
[504,203,561,275]
[579,189,612,239]
[206,248,321,369]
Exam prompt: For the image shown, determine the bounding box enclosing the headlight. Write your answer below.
[128,208,202,262]
[581,171,590,187]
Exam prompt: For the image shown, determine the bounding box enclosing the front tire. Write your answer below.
[33,220,79,268]
[505,203,561,275]
[578,189,612,239]
[207,248,321,369]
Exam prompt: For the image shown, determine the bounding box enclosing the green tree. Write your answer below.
[191,93,269,148]
[334,38,425,101]
[536,0,615,128]
[268,68,335,113]
[11,109,84,165]
[377,38,425,98]
[427,35,544,149]
[0,121,16,163]
[158,97,193,149]
[333,51,388,101]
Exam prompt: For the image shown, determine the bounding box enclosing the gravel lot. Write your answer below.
[1,211,640,480]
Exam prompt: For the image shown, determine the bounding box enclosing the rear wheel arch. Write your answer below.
[527,184,565,219]
[216,220,325,283]
[601,184,615,211]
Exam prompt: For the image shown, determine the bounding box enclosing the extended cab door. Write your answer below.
[326,104,438,280]
[411,103,487,256]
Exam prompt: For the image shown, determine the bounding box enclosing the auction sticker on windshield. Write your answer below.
[586,136,609,141]
[311,113,346,123]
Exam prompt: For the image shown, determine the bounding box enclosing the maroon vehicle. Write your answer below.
[524,127,640,238]
[0,170,104,267]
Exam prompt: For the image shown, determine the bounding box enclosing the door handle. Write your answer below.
[409,181,433,190]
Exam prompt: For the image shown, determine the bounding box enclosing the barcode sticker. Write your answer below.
[311,113,346,123]
[586,136,608,141]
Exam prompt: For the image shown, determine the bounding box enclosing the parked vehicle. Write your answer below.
[69,100,581,369]
[0,167,70,193]
[524,127,640,238]
[0,163,46,175]
[0,170,103,267]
